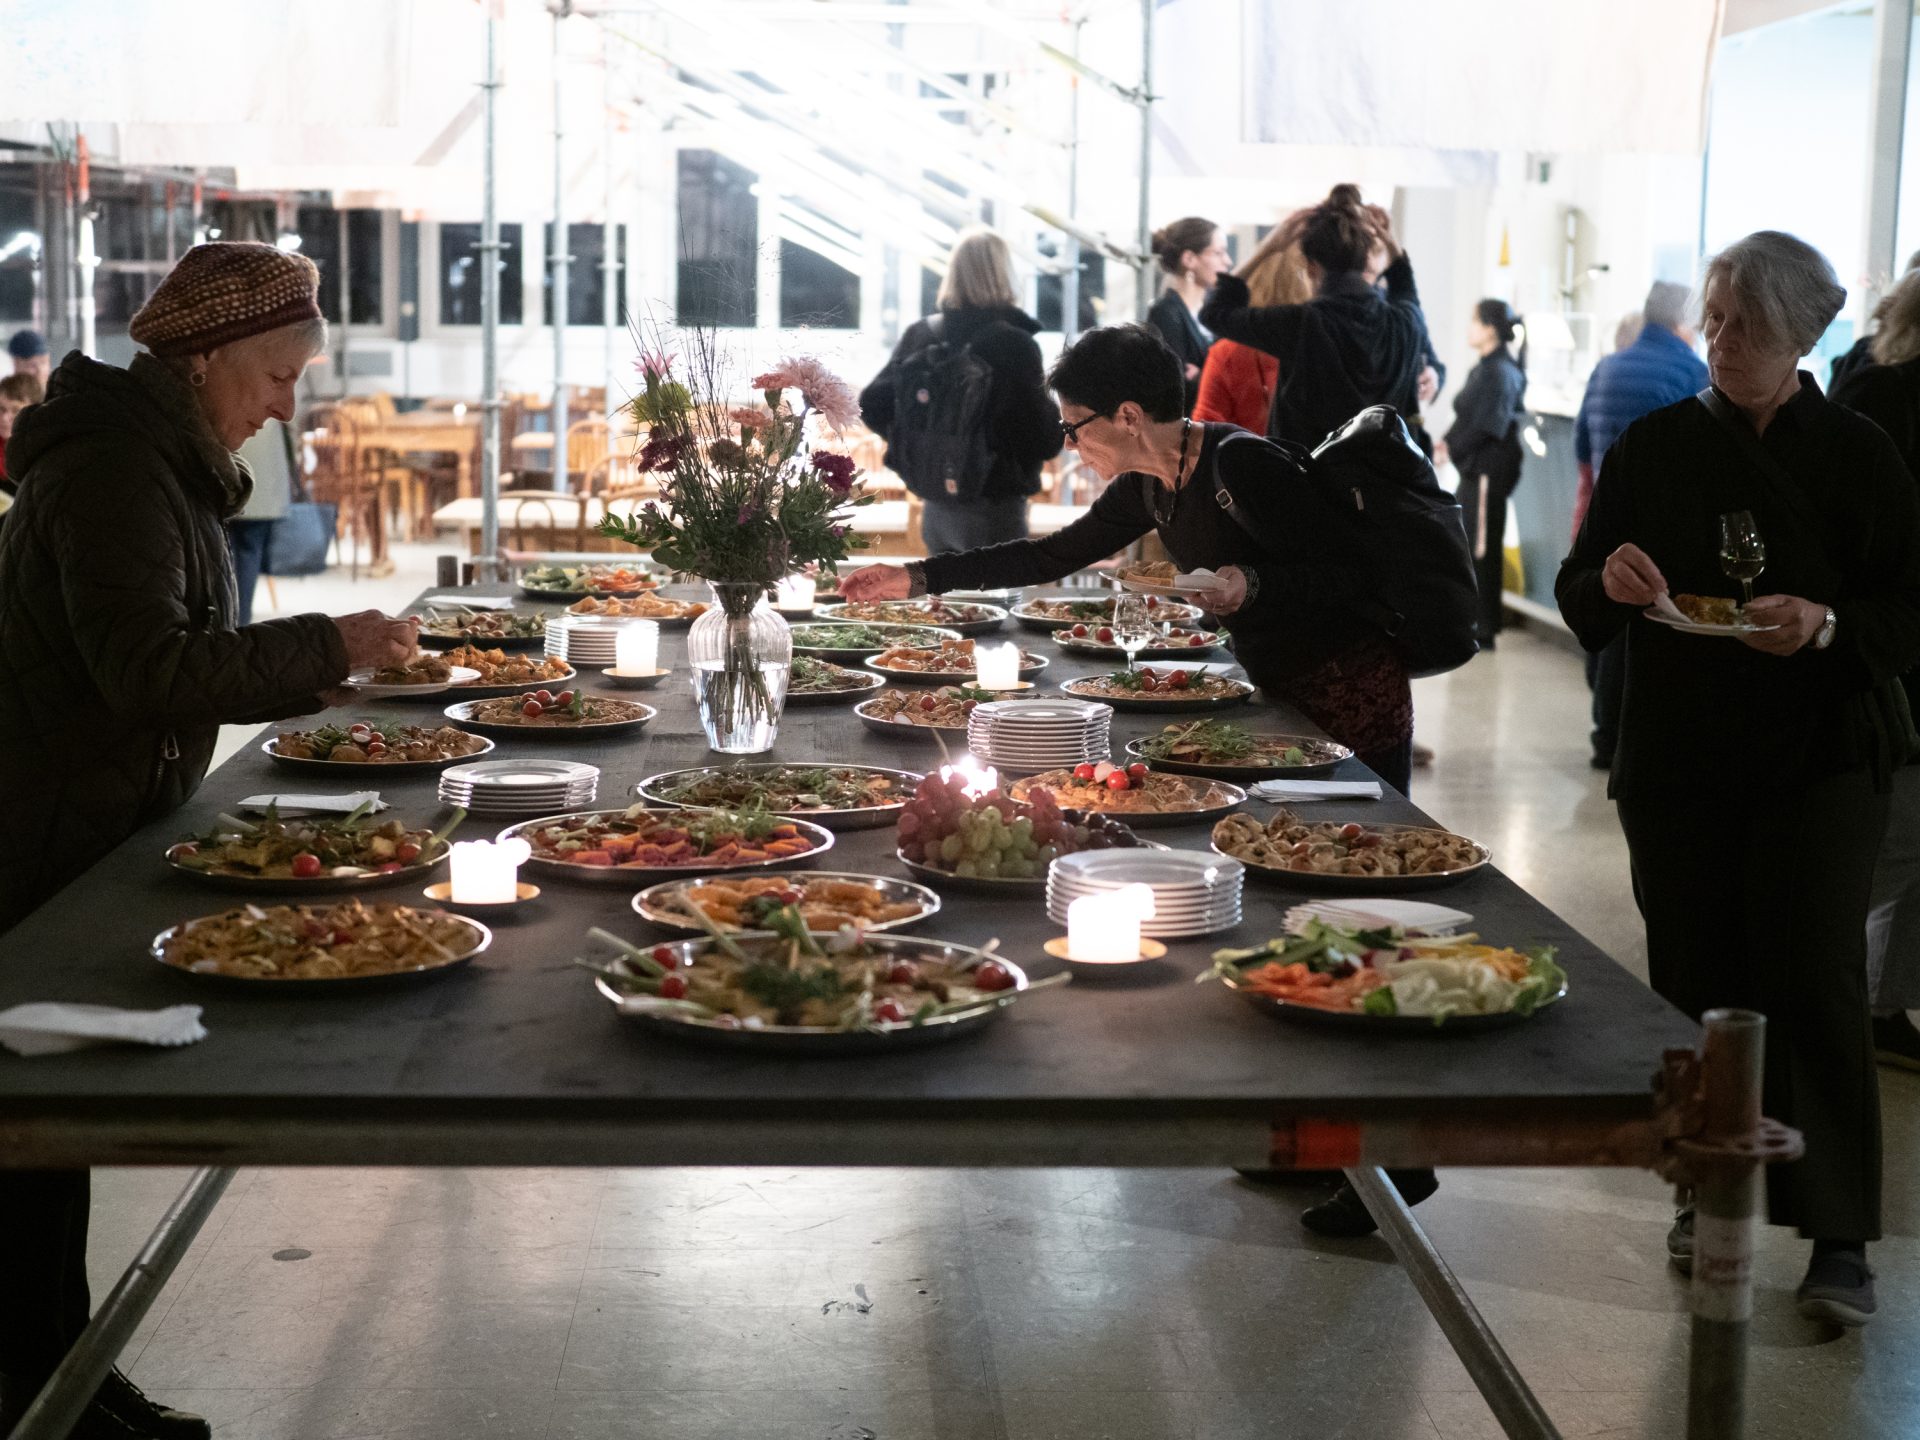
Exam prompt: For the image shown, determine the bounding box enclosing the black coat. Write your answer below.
[1145,291,1212,415]
[0,352,348,931]
[859,305,1063,502]
[1201,255,1431,448]
[1444,350,1527,483]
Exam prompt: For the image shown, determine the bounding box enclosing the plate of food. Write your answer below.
[893,767,1150,891]
[520,562,661,600]
[630,871,940,935]
[784,655,886,705]
[854,686,994,738]
[816,598,1008,637]
[1125,721,1353,780]
[345,654,482,698]
[1111,561,1201,598]
[153,899,489,989]
[1644,593,1782,637]
[580,914,1040,1053]
[415,608,550,650]
[866,638,1048,686]
[444,691,656,740]
[501,805,834,885]
[164,803,462,892]
[1010,592,1202,633]
[788,621,963,660]
[633,763,923,830]
[1007,763,1246,828]
[567,593,709,626]
[1062,667,1255,712]
[1212,810,1491,890]
[1052,624,1221,658]
[263,722,494,774]
[1204,920,1566,1031]
[426,646,576,699]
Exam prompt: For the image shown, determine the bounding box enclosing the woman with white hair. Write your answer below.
[859,225,1063,552]
[1558,231,1920,1327]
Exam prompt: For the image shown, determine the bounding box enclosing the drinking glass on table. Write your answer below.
[1112,591,1154,672]
[1718,510,1766,606]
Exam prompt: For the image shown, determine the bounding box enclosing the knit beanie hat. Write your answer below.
[129,242,322,358]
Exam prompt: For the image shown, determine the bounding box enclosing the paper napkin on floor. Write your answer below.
[0,1003,208,1057]
[1249,779,1383,802]
[237,792,387,815]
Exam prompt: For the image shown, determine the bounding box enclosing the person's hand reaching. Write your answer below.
[837,565,912,603]
[331,610,418,672]
[1600,544,1667,608]
[1180,565,1249,616]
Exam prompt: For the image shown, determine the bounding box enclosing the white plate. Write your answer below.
[1643,610,1780,637]
[346,665,481,698]
[1282,899,1471,936]
[1052,849,1242,884]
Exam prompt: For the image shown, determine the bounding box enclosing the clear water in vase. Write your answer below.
[691,660,791,753]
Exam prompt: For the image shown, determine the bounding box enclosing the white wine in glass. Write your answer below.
[1718,510,1766,607]
[1112,592,1155,672]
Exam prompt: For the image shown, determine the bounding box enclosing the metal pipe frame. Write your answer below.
[1862,0,1913,310]
[1134,0,1153,321]
[477,7,503,581]
[6,1167,235,1440]
[552,2,571,496]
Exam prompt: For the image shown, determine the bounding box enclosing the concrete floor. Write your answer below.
[80,556,1920,1438]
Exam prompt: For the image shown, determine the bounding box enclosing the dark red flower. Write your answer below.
[811,451,857,493]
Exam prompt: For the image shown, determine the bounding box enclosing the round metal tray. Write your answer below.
[415,626,548,651]
[1060,676,1255,713]
[152,908,489,991]
[591,932,1029,1053]
[1010,594,1203,633]
[419,662,579,702]
[788,622,962,660]
[853,698,971,742]
[815,601,1008,637]
[631,763,923,831]
[783,671,886,706]
[1122,733,1353,782]
[630,870,941,934]
[262,733,497,776]
[1052,631,1221,660]
[1220,973,1565,1032]
[866,653,1048,687]
[443,697,656,741]
[1215,825,1492,892]
[497,808,835,885]
[1005,772,1247,828]
[162,839,451,894]
[344,665,482,699]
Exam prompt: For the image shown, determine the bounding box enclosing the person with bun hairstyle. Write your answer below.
[1192,215,1311,432]
[1145,216,1231,415]
[1436,299,1528,647]
[1200,184,1432,448]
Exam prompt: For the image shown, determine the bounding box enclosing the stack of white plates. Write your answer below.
[1047,848,1244,938]
[967,698,1112,773]
[1283,899,1470,937]
[438,758,600,817]
[545,615,649,668]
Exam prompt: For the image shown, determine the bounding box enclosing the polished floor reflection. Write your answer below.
[89,610,1919,1439]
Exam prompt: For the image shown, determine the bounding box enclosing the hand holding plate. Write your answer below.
[1738,594,1825,654]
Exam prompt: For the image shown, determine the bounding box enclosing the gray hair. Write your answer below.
[1642,281,1691,334]
[1701,231,1845,356]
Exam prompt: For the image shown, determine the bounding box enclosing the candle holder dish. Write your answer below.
[1042,935,1169,979]
[423,880,542,918]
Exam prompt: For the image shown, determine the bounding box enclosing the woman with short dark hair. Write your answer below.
[1145,216,1231,415]
[1437,299,1528,647]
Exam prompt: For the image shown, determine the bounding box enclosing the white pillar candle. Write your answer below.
[944,755,999,799]
[449,838,528,904]
[974,641,1022,691]
[614,620,660,674]
[1066,893,1141,963]
[774,574,816,611]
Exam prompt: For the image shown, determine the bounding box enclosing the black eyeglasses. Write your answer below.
[1059,411,1110,443]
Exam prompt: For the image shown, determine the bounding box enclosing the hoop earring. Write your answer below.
[190,370,207,388]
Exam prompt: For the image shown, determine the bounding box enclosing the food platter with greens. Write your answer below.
[164,802,464,893]
[788,621,962,660]
[1125,721,1353,780]
[634,763,922,830]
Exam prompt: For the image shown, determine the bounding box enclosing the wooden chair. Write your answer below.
[338,397,423,542]
[302,403,382,578]
[563,419,611,489]
[500,488,593,553]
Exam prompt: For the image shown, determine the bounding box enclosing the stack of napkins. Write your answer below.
[0,1003,207,1057]
[237,792,388,816]
[1249,778,1383,803]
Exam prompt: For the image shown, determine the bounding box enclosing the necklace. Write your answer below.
[1152,419,1195,528]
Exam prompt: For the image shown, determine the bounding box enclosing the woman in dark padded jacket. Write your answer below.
[1438,299,1528,647]
[860,226,1063,552]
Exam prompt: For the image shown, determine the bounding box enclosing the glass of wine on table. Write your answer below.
[1111,591,1154,672]
[1718,510,1766,607]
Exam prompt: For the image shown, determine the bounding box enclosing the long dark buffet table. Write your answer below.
[0,586,1774,1440]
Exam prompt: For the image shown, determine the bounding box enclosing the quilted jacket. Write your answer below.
[0,351,347,932]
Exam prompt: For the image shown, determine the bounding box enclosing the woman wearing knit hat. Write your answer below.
[0,242,418,1440]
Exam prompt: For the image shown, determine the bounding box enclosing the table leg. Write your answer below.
[7,1167,235,1440]
[459,449,473,500]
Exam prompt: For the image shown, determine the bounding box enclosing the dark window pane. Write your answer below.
[1036,251,1106,333]
[675,150,756,327]
[920,266,940,319]
[542,222,625,326]
[439,222,523,326]
[778,240,859,328]
[296,207,383,324]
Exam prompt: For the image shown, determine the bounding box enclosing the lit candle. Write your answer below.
[1065,883,1155,961]
[943,755,999,799]
[449,838,529,904]
[774,574,817,611]
[974,641,1022,691]
[614,620,660,674]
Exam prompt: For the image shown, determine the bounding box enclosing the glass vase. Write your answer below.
[688,581,792,754]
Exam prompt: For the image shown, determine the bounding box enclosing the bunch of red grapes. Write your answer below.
[895,770,1141,881]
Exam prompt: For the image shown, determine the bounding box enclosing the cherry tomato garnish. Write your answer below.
[395,842,421,864]
[658,973,688,1000]
[1105,771,1131,791]
[1167,669,1190,689]
[874,998,909,1023]
[651,945,678,967]
[886,960,919,986]
[1127,762,1148,781]
[1096,626,1114,643]
[1073,762,1098,781]
[973,959,1016,992]
[522,700,544,718]
[290,852,323,878]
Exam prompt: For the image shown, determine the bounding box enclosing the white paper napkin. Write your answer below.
[237,792,388,816]
[422,593,516,610]
[1284,900,1472,936]
[0,1003,207,1057]
[1250,779,1383,802]
[1648,593,1689,623]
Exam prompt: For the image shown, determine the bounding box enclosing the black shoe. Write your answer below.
[0,1368,209,1440]
[1667,1207,1694,1275]
[1873,1013,1920,1072]
[1300,1169,1439,1238]
[1798,1246,1876,1327]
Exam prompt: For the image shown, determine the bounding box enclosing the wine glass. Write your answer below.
[1112,591,1154,673]
[1718,511,1766,607]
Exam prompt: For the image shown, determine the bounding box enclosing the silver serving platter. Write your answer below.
[497,808,835,886]
[865,652,1049,687]
[261,732,498,776]
[1005,772,1248,829]
[413,661,579,702]
[629,870,942,934]
[1010,593,1202,633]
[783,668,886,706]
[1219,970,1565,1032]
[815,600,1008,637]
[632,763,924,831]
[444,696,656,741]
[1060,674,1255,713]
[162,836,452,894]
[788,621,963,660]
[415,617,550,650]
[151,908,490,991]
[1122,733,1353,782]
[1215,825,1493,892]
[590,931,1030,1053]
[853,697,973,742]
[1052,629,1222,660]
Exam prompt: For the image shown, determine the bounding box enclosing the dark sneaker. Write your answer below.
[1667,1207,1694,1275]
[1300,1169,1439,1238]
[86,1369,212,1439]
[1798,1248,1876,1327]
[1873,1013,1920,1073]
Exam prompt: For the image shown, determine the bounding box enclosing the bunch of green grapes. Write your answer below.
[895,771,1140,879]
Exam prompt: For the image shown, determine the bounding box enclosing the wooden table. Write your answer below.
[357,411,482,499]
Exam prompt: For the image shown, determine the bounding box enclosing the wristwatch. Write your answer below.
[1813,606,1838,650]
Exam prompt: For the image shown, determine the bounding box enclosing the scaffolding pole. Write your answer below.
[603,26,619,420]
[1134,0,1154,322]
[479,4,503,580]
[552,1,572,491]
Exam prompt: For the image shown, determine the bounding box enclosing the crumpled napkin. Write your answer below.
[1250,779,1383,802]
[0,1003,208,1058]
[237,792,387,816]
[421,593,516,610]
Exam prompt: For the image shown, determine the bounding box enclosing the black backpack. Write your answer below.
[885,315,999,502]
[1212,407,1481,677]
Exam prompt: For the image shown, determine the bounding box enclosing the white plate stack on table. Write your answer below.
[967,698,1112,774]
[544,615,650,669]
[1047,849,1244,938]
[437,758,600,818]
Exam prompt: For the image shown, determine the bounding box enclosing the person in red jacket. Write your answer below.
[1193,215,1311,431]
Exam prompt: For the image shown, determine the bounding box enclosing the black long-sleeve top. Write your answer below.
[1556,377,1920,796]
[1443,351,1527,480]
[1200,255,1429,448]
[1146,291,1213,416]
[1832,354,1920,718]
